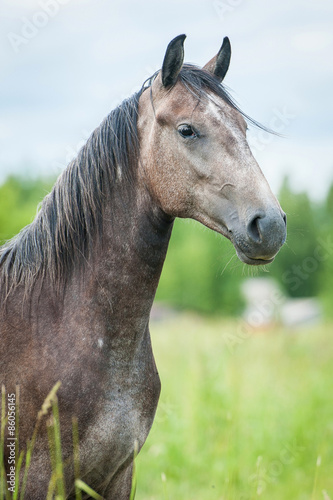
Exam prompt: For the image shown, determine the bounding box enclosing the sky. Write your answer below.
[1,0,332,200]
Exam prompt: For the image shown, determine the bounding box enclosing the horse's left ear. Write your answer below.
[161,34,186,87]
[203,37,231,82]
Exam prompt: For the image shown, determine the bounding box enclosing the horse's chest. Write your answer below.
[78,333,160,485]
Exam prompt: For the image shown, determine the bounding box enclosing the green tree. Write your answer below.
[269,177,321,298]
[0,175,54,244]
[156,218,244,315]
[316,181,333,316]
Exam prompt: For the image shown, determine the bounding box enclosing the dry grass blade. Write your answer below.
[19,381,62,500]
[72,417,82,500]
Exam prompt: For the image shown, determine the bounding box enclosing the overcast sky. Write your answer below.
[1,0,332,200]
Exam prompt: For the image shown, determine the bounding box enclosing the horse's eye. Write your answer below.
[178,124,197,138]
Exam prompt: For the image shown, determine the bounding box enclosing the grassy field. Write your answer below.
[135,313,333,500]
[1,313,332,499]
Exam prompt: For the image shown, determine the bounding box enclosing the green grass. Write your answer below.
[135,314,333,500]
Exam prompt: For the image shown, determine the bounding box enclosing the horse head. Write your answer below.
[138,35,286,265]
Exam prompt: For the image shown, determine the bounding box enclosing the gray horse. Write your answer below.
[0,35,286,499]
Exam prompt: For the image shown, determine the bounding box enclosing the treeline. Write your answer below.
[0,175,332,316]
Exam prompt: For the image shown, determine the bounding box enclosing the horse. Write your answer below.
[0,35,286,499]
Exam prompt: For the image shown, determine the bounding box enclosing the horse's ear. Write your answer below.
[203,37,231,82]
[161,34,186,87]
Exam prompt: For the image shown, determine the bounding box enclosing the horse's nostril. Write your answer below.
[247,216,262,243]
[282,212,287,226]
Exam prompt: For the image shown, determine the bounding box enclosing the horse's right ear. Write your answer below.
[161,34,186,88]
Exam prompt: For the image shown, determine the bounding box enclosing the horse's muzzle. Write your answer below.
[233,208,287,265]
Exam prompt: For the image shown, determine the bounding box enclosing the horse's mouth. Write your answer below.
[219,228,276,266]
[234,246,275,266]
[212,225,276,266]
[195,216,278,266]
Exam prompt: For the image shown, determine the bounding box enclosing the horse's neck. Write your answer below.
[72,185,174,332]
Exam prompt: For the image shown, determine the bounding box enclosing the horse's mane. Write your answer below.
[0,64,267,301]
[0,89,143,299]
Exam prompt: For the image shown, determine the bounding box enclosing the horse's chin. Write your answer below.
[234,246,275,266]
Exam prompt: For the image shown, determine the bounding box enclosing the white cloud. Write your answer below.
[0,0,332,199]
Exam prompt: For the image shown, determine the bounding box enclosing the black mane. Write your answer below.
[0,89,143,298]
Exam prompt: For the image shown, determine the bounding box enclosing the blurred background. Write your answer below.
[1,1,333,499]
